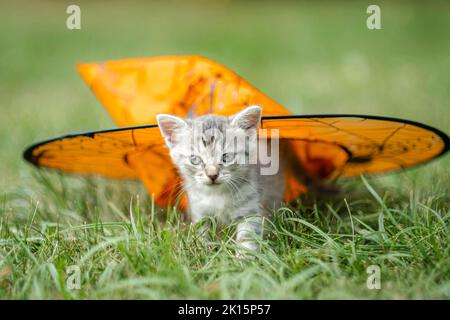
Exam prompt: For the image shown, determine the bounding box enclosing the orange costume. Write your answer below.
[24,56,449,210]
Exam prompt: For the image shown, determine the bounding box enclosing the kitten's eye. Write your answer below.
[222,153,235,164]
[189,155,202,166]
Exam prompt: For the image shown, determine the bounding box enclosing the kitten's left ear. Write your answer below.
[230,105,262,131]
[156,114,188,147]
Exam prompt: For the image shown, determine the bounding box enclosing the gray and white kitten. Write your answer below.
[156,106,284,252]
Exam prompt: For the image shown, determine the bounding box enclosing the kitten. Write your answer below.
[157,106,284,252]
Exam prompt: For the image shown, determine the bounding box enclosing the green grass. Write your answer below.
[0,1,449,299]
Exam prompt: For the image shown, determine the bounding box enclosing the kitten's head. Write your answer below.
[157,106,262,188]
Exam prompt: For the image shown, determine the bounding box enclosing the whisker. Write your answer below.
[231,176,259,194]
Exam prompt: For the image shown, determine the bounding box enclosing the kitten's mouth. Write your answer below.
[204,179,222,186]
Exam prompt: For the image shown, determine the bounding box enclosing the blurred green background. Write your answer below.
[1,0,449,184]
[1,0,449,300]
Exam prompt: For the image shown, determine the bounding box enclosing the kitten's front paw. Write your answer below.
[235,251,254,260]
[235,241,259,260]
[234,215,263,259]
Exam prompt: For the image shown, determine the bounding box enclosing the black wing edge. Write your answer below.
[261,114,450,159]
[23,114,449,167]
[22,124,159,166]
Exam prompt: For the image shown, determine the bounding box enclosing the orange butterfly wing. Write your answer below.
[24,56,449,210]
[77,55,291,126]
[76,55,311,208]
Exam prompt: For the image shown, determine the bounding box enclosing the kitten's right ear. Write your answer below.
[230,105,262,131]
[156,114,188,147]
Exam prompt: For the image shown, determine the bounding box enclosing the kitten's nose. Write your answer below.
[208,174,218,182]
[205,165,219,183]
